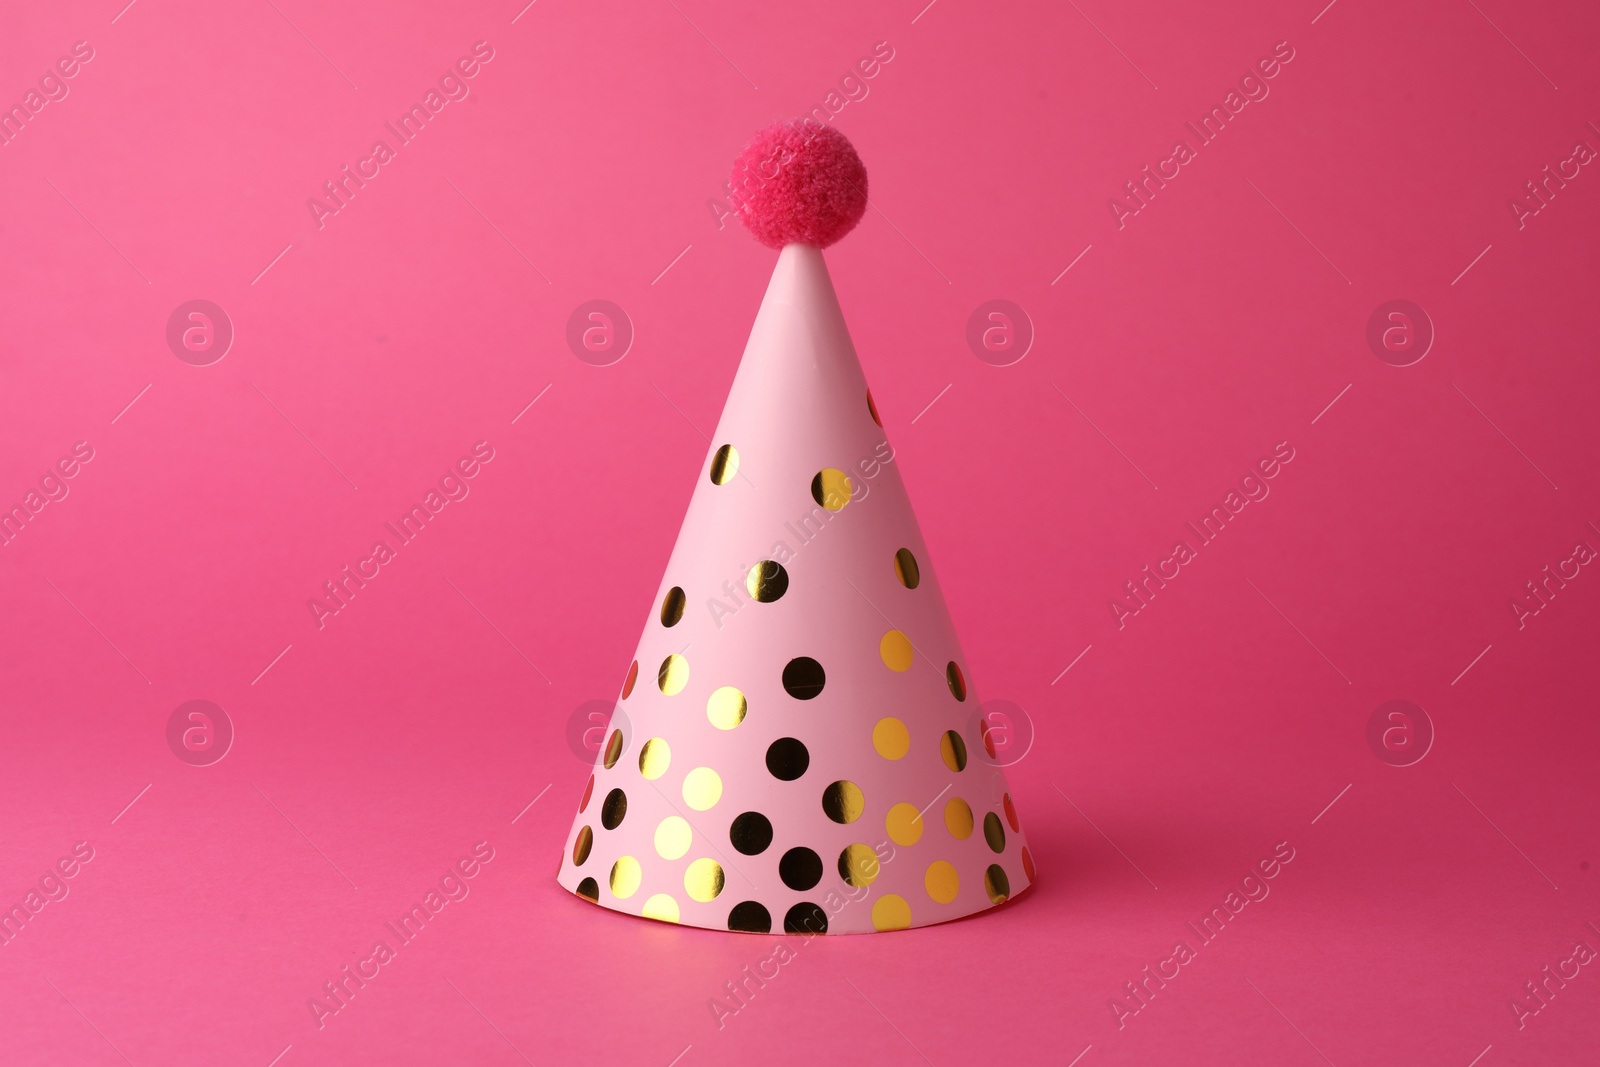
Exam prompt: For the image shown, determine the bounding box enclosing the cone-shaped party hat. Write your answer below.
[558,121,1033,933]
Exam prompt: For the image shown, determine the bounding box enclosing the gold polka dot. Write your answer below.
[939,730,968,772]
[600,788,627,829]
[867,391,883,428]
[638,738,671,779]
[944,798,974,840]
[642,893,680,923]
[658,654,689,696]
[1022,847,1037,882]
[822,780,865,824]
[782,657,826,699]
[744,560,789,602]
[706,686,747,730]
[925,860,960,904]
[684,858,725,902]
[894,548,920,589]
[572,825,593,865]
[872,717,910,760]
[682,767,723,811]
[621,660,638,698]
[946,661,967,701]
[984,864,1011,904]
[810,468,853,511]
[660,587,686,627]
[886,802,924,846]
[984,812,1006,853]
[655,816,691,859]
[610,856,642,899]
[871,894,912,931]
[730,812,773,855]
[575,877,599,902]
[879,630,914,672]
[603,729,624,769]
[838,844,880,887]
[710,444,739,485]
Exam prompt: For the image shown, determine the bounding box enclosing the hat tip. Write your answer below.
[728,120,868,250]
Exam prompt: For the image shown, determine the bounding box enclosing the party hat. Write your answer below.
[557,120,1034,933]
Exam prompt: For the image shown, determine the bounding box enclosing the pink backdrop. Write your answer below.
[2,0,1598,1064]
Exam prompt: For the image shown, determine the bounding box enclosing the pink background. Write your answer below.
[2,0,1598,1064]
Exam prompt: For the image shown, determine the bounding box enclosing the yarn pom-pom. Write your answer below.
[729,120,867,249]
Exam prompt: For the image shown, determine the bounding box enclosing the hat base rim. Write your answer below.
[556,872,1035,935]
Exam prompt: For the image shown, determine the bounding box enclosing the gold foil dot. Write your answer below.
[600,788,627,830]
[609,856,642,899]
[684,858,725,902]
[572,825,593,866]
[727,901,771,932]
[658,653,690,696]
[879,630,914,672]
[925,860,960,904]
[575,877,599,902]
[822,780,865,824]
[603,729,624,770]
[660,586,686,627]
[682,767,723,811]
[946,661,967,701]
[984,864,1011,904]
[872,894,912,931]
[621,660,638,699]
[655,816,692,859]
[867,391,883,427]
[1004,793,1020,832]
[784,902,828,935]
[983,812,1006,853]
[642,893,681,923]
[638,738,671,780]
[872,717,910,760]
[810,468,853,511]
[894,548,920,589]
[744,560,789,602]
[940,730,968,772]
[781,657,826,700]
[945,798,974,840]
[1022,847,1037,882]
[710,444,739,485]
[838,844,880,887]
[886,802,924,846]
[765,737,809,780]
[579,774,594,813]
[729,812,773,855]
[706,686,747,730]
[779,847,823,891]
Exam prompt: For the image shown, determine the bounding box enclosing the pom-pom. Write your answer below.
[729,120,867,249]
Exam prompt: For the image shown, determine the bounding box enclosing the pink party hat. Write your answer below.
[557,121,1034,933]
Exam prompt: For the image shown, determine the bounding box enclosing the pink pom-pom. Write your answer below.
[730,120,867,249]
